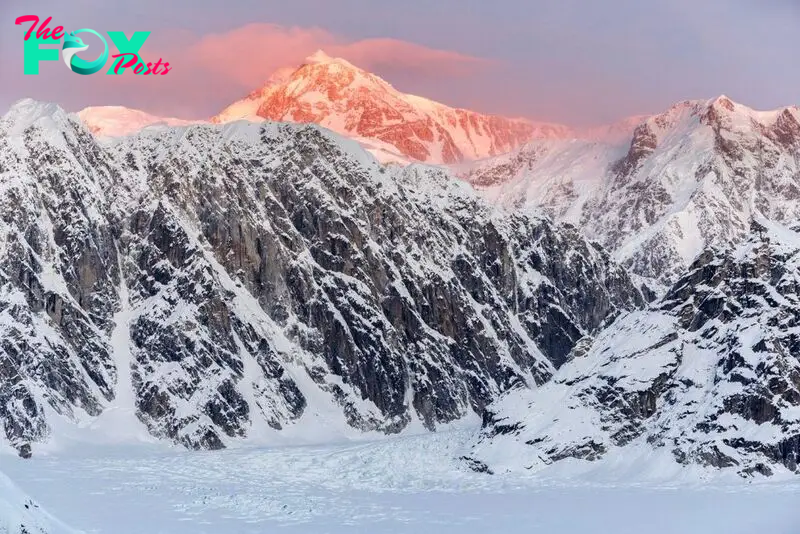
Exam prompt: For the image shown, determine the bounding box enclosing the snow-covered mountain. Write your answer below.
[76,52,646,166]
[6,90,800,480]
[212,50,572,164]
[0,99,642,455]
[468,219,800,478]
[465,96,800,286]
[78,106,199,137]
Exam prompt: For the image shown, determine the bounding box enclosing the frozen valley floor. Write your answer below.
[2,429,799,534]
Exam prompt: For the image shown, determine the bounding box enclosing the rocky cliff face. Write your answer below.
[0,99,642,455]
[469,220,800,478]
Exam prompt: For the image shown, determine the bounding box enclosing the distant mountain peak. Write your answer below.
[213,54,570,164]
[710,94,736,111]
[465,95,800,287]
[298,50,365,79]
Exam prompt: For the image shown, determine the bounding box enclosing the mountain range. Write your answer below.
[465,96,800,287]
[0,98,641,456]
[80,50,612,165]
[3,52,800,481]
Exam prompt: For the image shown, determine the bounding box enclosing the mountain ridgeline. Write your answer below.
[0,100,642,456]
[465,97,800,287]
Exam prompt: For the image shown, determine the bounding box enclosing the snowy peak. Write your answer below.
[466,94,800,285]
[711,94,735,110]
[3,100,199,139]
[276,50,396,100]
[644,99,704,138]
[631,95,790,146]
[213,52,566,164]
[302,48,359,71]
[613,95,800,165]
[305,49,334,64]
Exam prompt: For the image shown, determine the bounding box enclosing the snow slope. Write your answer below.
[2,430,799,534]
[0,467,78,534]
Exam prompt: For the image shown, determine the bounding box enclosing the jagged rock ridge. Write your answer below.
[0,99,642,454]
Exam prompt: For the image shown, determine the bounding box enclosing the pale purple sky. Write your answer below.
[1,0,799,125]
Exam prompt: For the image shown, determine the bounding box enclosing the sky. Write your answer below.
[1,0,799,126]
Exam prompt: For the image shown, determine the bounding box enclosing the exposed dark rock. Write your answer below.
[460,456,494,475]
[16,444,31,459]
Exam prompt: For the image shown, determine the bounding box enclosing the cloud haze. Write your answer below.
[183,24,492,88]
[0,0,798,125]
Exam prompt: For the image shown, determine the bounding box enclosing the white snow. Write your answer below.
[0,467,79,534]
[2,430,799,534]
[83,252,152,443]
[77,106,200,137]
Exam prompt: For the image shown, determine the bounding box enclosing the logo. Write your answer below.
[15,15,172,75]
[63,30,108,75]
